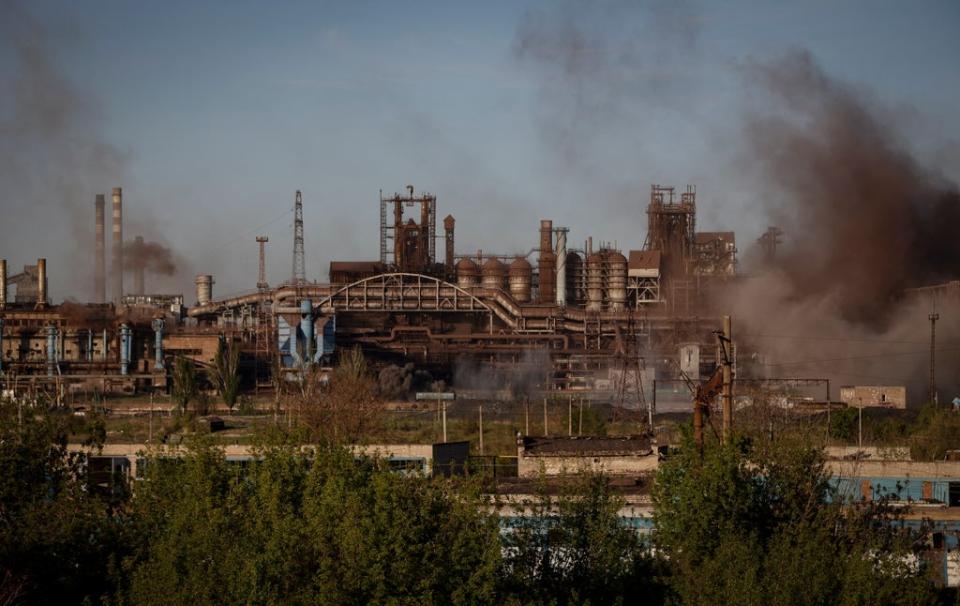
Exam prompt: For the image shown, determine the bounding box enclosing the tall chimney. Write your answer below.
[36,258,47,308]
[538,220,556,304]
[443,214,455,272]
[0,259,7,310]
[95,194,106,303]
[111,187,123,303]
[132,235,145,295]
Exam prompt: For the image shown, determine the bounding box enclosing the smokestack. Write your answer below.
[36,258,47,308]
[95,195,105,303]
[132,235,145,295]
[538,220,556,304]
[443,214,455,272]
[111,187,123,303]
[0,259,6,310]
[195,274,214,306]
[555,228,567,306]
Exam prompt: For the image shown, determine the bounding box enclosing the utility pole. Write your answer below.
[543,397,548,437]
[929,313,940,405]
[256,236,269,290]
[442,398,447,443]
[524,398,529,436]
[478,404,484,455]
[568,396,572,436]
[292,191,305,285]
[578,399,583,435]
[721,315,733,444]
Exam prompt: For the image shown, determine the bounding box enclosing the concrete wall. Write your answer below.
[518,453,659,478]
[839,385,907,408]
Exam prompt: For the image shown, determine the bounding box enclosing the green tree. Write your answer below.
[212,336,241,411]
[0,398,125,604]
[123,435,502,605]
[171,356,199,413]
[499,472,661,605]
[653,438,938,606]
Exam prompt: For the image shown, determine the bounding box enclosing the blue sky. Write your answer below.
[1,0,958,301]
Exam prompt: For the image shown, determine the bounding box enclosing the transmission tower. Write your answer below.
[292,190,305,285]
[256,236,269,290]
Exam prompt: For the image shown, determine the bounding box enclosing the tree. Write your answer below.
[123,436,502,605]
[171,356,199,413]
[499,472,662,605]
[652,438,938,606]
[300,346,383,444]
[212,336,241,411]
[0,397,125,604]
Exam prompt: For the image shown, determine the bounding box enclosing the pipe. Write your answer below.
[36,258,47,308]
[46,324,57,377]
[300,299,314,362]
[112,187,123,303]
[119,324,131,376]
[102,329,108,362]
[95,194,106,303]
[0,258,6,310]
[151,318,165,371]
[86,330,93,362]
[555,229,567,306]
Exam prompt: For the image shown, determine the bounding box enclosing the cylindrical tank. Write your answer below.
[455,258,480,289]
[508,257,533,303]
[481,258,507,291]
[46,324,57,377]
[607,250,628,311]
[586,252,603,312]
[151,318,165,371]
[195,274,214,306]
[565,251,583,306]
[0,258,6,309]
[36,258,47,308]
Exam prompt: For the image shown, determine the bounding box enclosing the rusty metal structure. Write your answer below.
[0,182,741,402]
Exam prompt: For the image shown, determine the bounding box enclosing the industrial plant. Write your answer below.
[1,179,955,424]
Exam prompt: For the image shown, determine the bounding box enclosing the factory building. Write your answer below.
[0,184,742,400]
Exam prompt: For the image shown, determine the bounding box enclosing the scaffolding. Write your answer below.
[379,186,437,272]
[644,184,696,277]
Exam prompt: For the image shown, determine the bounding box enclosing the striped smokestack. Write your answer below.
[95,194,105,303]
[111,187,122,303]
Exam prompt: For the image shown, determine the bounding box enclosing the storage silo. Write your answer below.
[508,257,533,303]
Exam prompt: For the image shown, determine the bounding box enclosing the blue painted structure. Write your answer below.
[151,319,165,371]
[119,324,132,376]
[46,324,57,377]
[277,302,335,369]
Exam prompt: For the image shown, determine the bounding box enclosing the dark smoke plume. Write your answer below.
[742,50,960,327]
[123,239,177,276]
[0,2,126,301]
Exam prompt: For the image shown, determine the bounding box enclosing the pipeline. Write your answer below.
[36,258,47,309]
[120,324,131,376]
[300,299,314,362]
[46,325,57,377]
[152,318,165,371]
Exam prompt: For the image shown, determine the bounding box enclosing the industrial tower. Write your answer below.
[292,190,305,285]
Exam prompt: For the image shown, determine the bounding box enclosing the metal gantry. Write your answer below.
[292,191,305,285]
